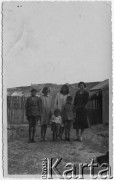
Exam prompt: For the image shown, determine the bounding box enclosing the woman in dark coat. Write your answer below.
[73,82,89,142]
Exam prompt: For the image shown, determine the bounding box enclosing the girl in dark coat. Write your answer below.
[73,82,89,142]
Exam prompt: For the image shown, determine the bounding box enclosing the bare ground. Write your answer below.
[8,124,108,176]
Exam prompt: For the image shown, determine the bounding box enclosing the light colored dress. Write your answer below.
[41,94,53,125]
[54,92,69,111]
[51,115,62,124]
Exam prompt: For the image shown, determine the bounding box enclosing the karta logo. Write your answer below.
[41,158,113,179]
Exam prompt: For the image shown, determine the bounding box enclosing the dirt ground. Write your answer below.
[8,124,109,177]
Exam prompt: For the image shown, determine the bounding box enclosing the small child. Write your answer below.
[50,109,62,141]
[62,96,74,141]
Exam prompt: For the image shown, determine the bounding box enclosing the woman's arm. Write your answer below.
[54,93,59,110]
[83,91,89,106]
[73,92,78,107]
[61,105,66,123]
[38,97,42,116]
[50,95,54,114]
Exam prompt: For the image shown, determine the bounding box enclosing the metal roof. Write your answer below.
[11,91,24,96]
[90,79,109,91]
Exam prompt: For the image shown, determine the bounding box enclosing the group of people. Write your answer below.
[25,82,89,143]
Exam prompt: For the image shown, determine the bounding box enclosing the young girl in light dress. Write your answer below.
[50,109,63,141]
[40,87,53,141]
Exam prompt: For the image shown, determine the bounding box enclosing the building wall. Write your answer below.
[102,88,109,124]
[87,91,102,125]
[88,87,109,125]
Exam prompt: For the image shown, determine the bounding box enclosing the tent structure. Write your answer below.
[90,79,109,124]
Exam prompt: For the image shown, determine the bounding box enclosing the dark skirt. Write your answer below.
[73,107,89,129]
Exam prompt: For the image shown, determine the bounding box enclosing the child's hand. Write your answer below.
[61,123,64,127]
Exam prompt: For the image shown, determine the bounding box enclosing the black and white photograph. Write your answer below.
[2,1,113,178]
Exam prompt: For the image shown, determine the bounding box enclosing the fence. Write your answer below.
[7,96,28,124]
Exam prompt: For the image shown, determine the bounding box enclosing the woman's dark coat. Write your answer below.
[73,90,89,129]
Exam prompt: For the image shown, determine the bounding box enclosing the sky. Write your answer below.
[3,1,112,88]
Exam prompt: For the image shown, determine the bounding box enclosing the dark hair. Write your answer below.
[78,82,86,88]
[60,84,69,95]
[66,95,73,103]
[48,88,50,93]
[54,109,61,115]
[42,86,49,94]
[31,88,37,93]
